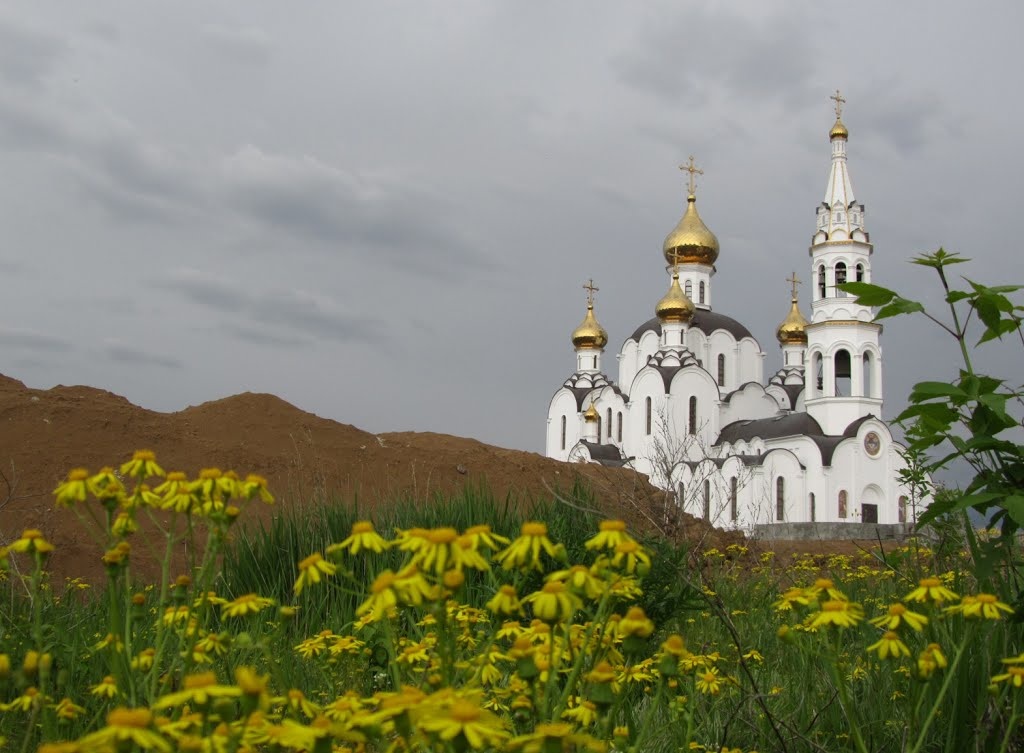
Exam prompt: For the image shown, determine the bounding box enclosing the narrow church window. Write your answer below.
[838,490,848,519]
[717,354,725,387]
[818,265,826,299]
[699,281,706,304]
[856,263,864,282]
[688,396,697,435]
[684,280,693,298]
[703,479,711,520]
[834,349,851,396]
[809,492,816,522]
[898,495,908,524]
[596,415,602,442]
[776,477,785,521]
[677,482,685,509]
[645,397,652,435]
[560,416,566,450]
[835,262,847,296]
[730,477,738,521]
[606,408,612,440]
[862,352,872,398]
[616,412,622,442]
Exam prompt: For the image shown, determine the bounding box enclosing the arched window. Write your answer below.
[698,281,706,304]
[776,477,785,521]
[862,351,872,398]
[838,490,848,519]
[898,495,908,524]
[809,493,816,522]
[596,415,602,441]
[677,482,685,509]
[835,262,848,296]
[717,354,726,387]
[684,280,693,298]
[856,263,865,282]
[645,397,652,435]
[812,352,824,395]
[688,396,697,435]
[730,477,738,522]
[606,408,612,440]
[834,348,851,396]
[818,264,826,298]
[703,479,711,520]
[560,416,566,450]
[616,412,623,442]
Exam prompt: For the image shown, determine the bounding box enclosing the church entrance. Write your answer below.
[862,504,878,524]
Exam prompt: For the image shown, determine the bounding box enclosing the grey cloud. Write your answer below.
[226,324,313,349]
[105,343,183,369]
[613,7,816,108]
[0,328,73,353]
[200,25,273,63]
[157,268,384,345]
[0,16,65,87]
[220,146,480,275]
[856,86,956,152]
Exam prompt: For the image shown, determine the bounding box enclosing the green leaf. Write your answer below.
[839,282,897,306]
[911,248,970,268]
[1003,495,1024,527]
[908,381,968,401]
[978,318,1021,345]
[874,297,925,321]
[945,290,971,304]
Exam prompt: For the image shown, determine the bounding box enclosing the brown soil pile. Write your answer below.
[0,374,743,584]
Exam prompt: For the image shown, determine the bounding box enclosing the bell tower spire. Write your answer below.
[805,93,884,434]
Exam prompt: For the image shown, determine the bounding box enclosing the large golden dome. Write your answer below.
[663,194,720,266]
[829,118,849,140]
[571,304,608,350]
[656,271,695,323]
[776,297,809,344]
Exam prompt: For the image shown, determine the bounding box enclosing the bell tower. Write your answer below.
[804,91,884,434]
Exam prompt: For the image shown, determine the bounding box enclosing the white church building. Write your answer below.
[545,95,925,532]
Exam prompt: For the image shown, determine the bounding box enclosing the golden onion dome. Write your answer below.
[663,194,720,266]
[776,297,810,344]
[583,401,600,422]
[829,118,849,140]
[656,271,695,323]
[571,304,608,351]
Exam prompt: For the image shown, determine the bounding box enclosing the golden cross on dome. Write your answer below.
[830,89,846,119]
[786,271,802,299]
[582,278,599,306]
[679,155,703,195]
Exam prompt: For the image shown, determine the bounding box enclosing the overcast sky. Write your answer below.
[0,2,1021,455]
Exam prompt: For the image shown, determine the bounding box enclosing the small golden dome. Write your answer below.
[663,194,720,266]
[656,271,695,323]
[571,304,608,351]
[583,401,599,422]
[776,297,810,344]
[829,118,849,140]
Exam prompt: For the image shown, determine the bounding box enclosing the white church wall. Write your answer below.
[546,390,582,461]
[720,383,782,427]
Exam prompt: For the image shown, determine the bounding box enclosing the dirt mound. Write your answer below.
[0,375,737,584]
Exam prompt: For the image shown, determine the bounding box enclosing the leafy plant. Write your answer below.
[842,249,1023,570]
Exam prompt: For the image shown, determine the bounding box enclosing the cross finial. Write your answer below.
[786,271,802,300]
[582,278,599,307]
[667,249,683,272]
[678,155,703,196]
[830,89,846,119]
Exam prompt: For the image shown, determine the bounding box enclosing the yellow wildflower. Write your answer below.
[991,666,1024,689]
[494,522,562,571]
[329,520,390,557]
[241,474,274,503]
[222,593,274,618]
[9,529,54,555]
[805,600,864,630]
[154,672,240,708]
[463,524,510,551]
[695,667,722,695]
[804,577,847,602]
[561,698,599,727]
[917,643,947,679]
[618,606,654,638]
[585,519,636,551]
[155,471,193,513]
[293,553,336,596]
[54,468,90,506]
[120,450,165,480]
[419,697,510,749]
[945,593,1014,620]
[547,565,605,600]
[523,581,581,623]
[866,631,911,660]
[870,603,928,632]
[610,539,652,575]
[79,708,170,752]
[773,587,812,611]
[53,697,85,720]
[356,570,400,621]
[905,577,958,604]
[90,675,119,699]
[486,585,523,616]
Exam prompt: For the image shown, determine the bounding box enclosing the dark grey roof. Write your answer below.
[579,441,627,467]
[781,383,804,407]
[561,372,627,409]
[716,412,824,444]
[715,411,883,467]
[629,310,754,343]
